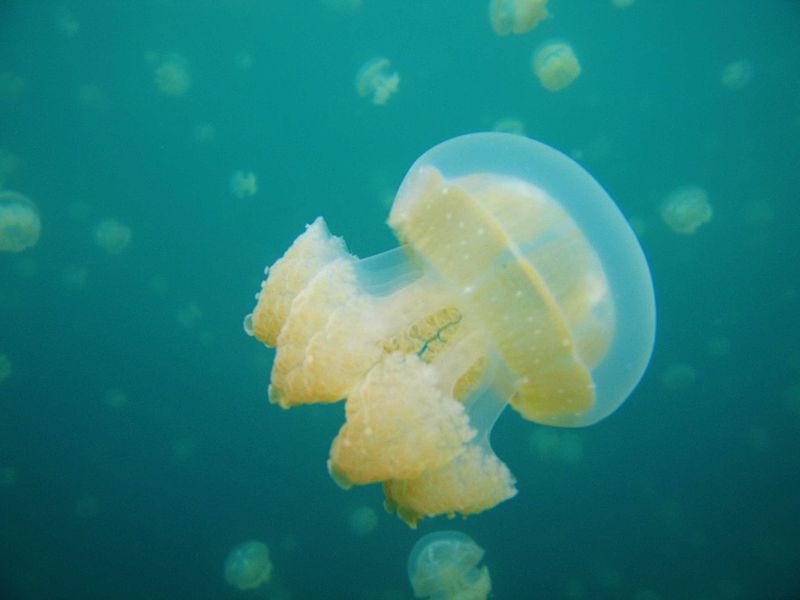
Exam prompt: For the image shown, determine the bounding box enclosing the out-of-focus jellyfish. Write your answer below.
[529,428,583,464]
[154,53,190,96]
[0,71,27,100]
[230,170,258,198]
[0,466,17,488]
[104,388,128,410]
[224,540,273,591]
[489,0,549,36]
[73,494,99,520]
[0,190,41,253]
[408,531,491,600]
[533,41,581,92]
[94,218,131,254]
[660,362,696,391]
[356,57,399,106]
[245,132,655,526]
[720,60,754,90]
[0,353,11,381]
[349,505,378,536]
[0,149,22,186]
[660,185,712,235]
[491,117,526,136]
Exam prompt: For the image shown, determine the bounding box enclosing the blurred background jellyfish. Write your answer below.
[230,170,258,198]
[720,59,754,90]
[349,505,378,536]
[153,53,191,96]
[355,57,399,106]
[0,190,41,253]
[94,218,131,254]
[245,133,655,526]
[489,0,549,36]
[0,353,11,382]
[407,531,491,600]
[533,41,581,92]
[224,540,273,591]
[660,185,712,235]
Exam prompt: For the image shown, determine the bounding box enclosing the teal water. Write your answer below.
[1,1,799,598]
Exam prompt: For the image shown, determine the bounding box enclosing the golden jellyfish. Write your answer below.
[356,57,399,106]
[660,185,712,235]
[533,41,581,92]
[154,53,190,96]
[408,531,491,600]
[94,218,131,254]
[489,0,549,36]
[0,353,11,381]
[230,170,258,198]
[0,190,41,253]
[224,540,273,591]
[245,132,655,526]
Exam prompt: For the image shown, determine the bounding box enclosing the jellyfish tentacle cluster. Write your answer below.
[246,132,655,526]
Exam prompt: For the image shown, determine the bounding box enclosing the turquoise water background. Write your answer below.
[1,1,799,598]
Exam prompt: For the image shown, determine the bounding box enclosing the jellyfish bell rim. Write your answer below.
[391,132,656,426]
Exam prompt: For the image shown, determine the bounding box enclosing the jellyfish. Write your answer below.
[230,170,258,198]
[245,132,655,526]
[153,53,190,96]
[489,0,549,36]
[0,190,41,253]
[224,540,273,591]
[408,531,491,600]
[660,185,712,234]
[533,41,581,92]
[0,353,11,381]
[356,57,399,106]
[94,218,131,254]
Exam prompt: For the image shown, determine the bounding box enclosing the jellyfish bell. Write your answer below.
[355,57,399,105]
[246,132,655,525]
[0,190,41,253]
[224,540,273,591]
[532,40,581,92]
[489,0,549,36]
[407,531,491,600]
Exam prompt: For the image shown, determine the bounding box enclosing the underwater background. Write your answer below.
[1,1,799,598]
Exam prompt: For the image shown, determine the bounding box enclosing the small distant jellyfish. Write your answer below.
[356,57,399,106]
[533,41,581,92]
[489,0,549,36]
[720,60,754,90]
[491,117,526,136]
[660,185,712,235]
[349,505,378,536]
[94,219,131,254]
[225,540,273,591]
[154,54,190,96]
[0,353,11,381]
[0,190,41,253]
[408,531,491,600]
[230,170,258,198]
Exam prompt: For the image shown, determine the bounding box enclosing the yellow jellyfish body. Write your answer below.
[408,531,491,600]
[0,190,41,253]
[533,41,581,92]
[230,170,258,198]
[246,132,655,525]
[489,0,549,36]
[94,218,131,254]
[355,57,399,105]
[660,185,712,234]
[224,540,272,591]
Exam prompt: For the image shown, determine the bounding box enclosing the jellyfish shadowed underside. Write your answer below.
[245,132,656,527]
